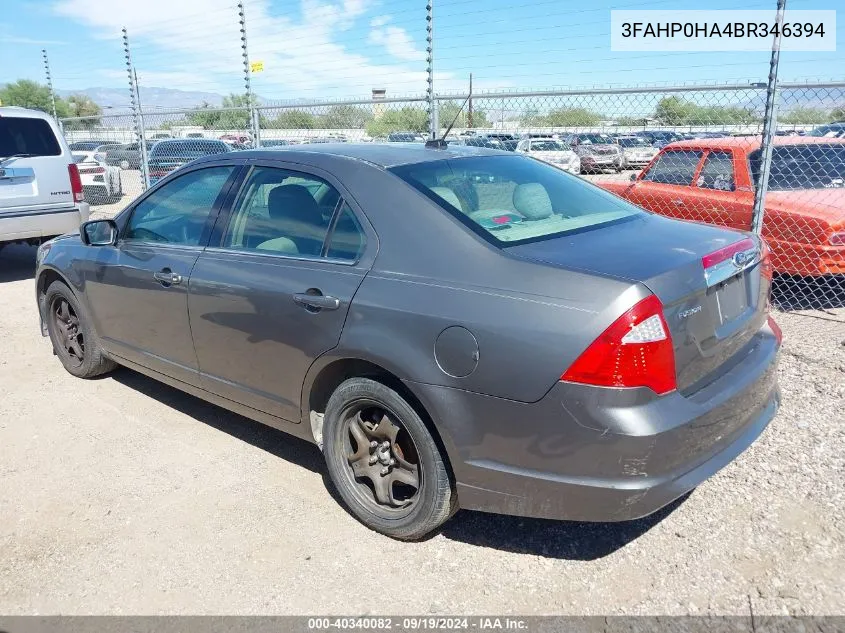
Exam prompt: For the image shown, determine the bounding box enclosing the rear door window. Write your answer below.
[697,151,735,191]
[642,150,703,185]
[0,117,61,157]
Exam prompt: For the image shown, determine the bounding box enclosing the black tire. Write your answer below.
[322,377,456,540]
[44,280,116,379]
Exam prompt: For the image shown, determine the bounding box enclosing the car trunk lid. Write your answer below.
[506,213,770,393]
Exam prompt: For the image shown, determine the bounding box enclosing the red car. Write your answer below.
[599,137,845,276]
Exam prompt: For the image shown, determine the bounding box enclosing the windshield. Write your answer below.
[150,141,228,157]
[576,134,612,145]
[749,144,845,190]
[530,140,566,151]
[617,137,649,147]
[0,117,61,157]
[390,155,641,245]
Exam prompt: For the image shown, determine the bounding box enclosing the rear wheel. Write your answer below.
[322,378,455,540]
[45,281,116,379]
[119,159,130,170]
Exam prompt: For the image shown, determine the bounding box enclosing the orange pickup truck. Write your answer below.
[598,137,845,276]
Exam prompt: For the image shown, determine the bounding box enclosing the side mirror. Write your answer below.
[630,173,638,182]
[80,219,118,246]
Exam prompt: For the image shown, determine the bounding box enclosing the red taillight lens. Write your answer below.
[830,231,845,246]
[701,237,755,269]
[561,295,677,395]
[760,239,773,281]
[767,315,783,344]
[67,164,84,203]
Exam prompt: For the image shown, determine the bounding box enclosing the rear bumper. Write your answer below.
[409,321,780,522]
[0,205,88,243]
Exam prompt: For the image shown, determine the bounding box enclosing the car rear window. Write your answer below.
[0,117,61,157]
[390,155,641,246]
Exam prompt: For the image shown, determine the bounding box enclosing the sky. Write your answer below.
[0,0,842,106]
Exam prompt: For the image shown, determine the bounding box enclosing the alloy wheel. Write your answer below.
[52,297,85,367]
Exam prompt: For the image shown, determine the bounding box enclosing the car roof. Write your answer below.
[224,142,507,168]
[0,106,54,120]
[665,136,845,151]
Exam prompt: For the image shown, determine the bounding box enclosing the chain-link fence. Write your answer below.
[60,81,845,313]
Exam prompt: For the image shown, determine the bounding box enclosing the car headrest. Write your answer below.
[267,184,320,222]
[431,187,463,212]
[513,183,553,220]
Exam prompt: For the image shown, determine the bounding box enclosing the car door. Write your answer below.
[625,149,704,221]
[686,149,754,231]
[187,163,376,422]
[82,164,241,383]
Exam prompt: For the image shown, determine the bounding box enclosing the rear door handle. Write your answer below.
[153,270,182,285]
[293,292,340,311]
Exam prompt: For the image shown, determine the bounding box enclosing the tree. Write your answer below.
[654,96,758,126]
[520,107,602,127]
[268,109,319,129]
[779,107,832,125]
[365,106,428,136]
[318,105,372,129]
[830,106,845,121]
[0,79,68,117]
[187,93,257,130]
[438,101,489,129]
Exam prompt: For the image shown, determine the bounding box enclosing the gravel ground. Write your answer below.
[0,176,843,615]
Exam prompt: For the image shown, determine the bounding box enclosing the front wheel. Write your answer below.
[322,378,456,540]
[45,281,116,379]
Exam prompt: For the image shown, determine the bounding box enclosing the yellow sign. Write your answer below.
[250,61,264,73]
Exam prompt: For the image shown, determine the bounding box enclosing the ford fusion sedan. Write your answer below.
[35,144,781,540]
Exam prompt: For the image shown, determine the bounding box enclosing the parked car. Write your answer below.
[104,141,157,170]
[614,135,659,168]
[806,122,845,138]
[635,130,686,148]
[147,139,231,185]
[598,137,845,276]
[35,144,780,540]
[515,137,580,174]
[565,133,624,172]
[0,107,89,249]
[220,133,250,145]
[387,132,425,143]
[68,141,105,152]
[72,151,122,203]
[92,143,121,163]
[461,136,506,150]
[261,139,292,148]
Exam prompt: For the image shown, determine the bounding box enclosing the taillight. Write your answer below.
[767,315,783,344]
[760,239,773,281]
[701,237,755,269]
[67,164,84,203]
[561,294,676,395]
[830,231,845,246]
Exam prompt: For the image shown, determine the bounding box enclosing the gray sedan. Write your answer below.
[35,144,781,540]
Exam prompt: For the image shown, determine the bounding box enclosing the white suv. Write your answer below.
[0,107,89,249]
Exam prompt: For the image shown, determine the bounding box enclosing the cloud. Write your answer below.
[368,17,426,63]
[0,36,66,45]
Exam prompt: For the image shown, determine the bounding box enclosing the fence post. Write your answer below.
[426,0,438,139]
[123,28,149,191]
[752,0,786,235]
[238,0,260,147]
[41,49,59,124]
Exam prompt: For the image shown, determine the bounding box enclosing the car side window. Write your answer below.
[222,166,337,257]
[124,166,236,246]
[326,203,365,261]
[697,151,735,191]
[642,150,703,186]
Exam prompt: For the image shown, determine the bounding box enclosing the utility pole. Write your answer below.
[468,73,474,129]
[42,49,59,123]
[752,0,786,234]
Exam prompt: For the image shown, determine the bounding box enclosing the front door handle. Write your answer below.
[293,292,340,311]
[153,270,182,286]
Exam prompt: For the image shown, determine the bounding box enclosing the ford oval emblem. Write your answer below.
[732,251,751,268]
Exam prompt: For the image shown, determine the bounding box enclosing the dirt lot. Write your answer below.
[0,176,843,615]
